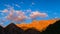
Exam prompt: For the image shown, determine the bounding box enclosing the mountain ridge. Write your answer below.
[0,19,60,34]
[16,19,57,32]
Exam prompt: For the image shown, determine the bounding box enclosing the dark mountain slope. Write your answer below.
[0,20,60,34]
[0,26,4,34]
[24,28,41,34]
[41,20,60,34]
[4,23,24,34]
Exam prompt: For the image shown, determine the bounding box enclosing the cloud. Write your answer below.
[32,2,35,5]
[5,10,48,22]
[0,23,4,25]
[25,9,32,13]
[30,11,48,19]
[1,5,48,24]
[0,9,8,13]
[55,17,58,19]
[6,9,27,22]
[4,4,14,10]
[15,4,21,7]
[2,9,8,13]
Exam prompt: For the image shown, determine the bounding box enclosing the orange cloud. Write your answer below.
[2,9,8,13]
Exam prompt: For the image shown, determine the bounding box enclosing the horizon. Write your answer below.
[0,19,57,30]
[0,18,59,27]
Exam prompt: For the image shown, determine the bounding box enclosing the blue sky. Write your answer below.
[0,0,60,26]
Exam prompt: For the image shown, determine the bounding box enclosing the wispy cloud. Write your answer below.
[15,4,21,8]
[2,9,8,13]
[32,2,35,5]
[4,4,14,10]
[30,11,48,19]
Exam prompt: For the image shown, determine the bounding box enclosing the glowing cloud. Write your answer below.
[0,5,48,24]
[30,11,48,19]
[3,9,48,23]
[6,9,27,22]
[2,9,8,13]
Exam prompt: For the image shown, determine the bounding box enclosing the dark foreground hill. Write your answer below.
[0,26,4,34]
[24,28,41,34]
[0,20,60,34]
[4,23,24,34]
[41,20,60,34]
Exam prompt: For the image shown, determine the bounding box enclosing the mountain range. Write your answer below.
[0,19,60,34]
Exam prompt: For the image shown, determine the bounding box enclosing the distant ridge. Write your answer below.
[0,19,60,34]
[16,19,57,32]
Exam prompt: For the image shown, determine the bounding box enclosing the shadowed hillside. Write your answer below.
[24,28,41,34]
[0,19,60,34]
[0,26,4,34]
[4,23,24,34]
[41,20,60,34]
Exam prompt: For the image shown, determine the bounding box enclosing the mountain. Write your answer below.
[4,23,24,34]
[0,26,4,34]
[24,28,41,34]
[16,19,57,32]
[0,19,60,34]
[41,20,60,34]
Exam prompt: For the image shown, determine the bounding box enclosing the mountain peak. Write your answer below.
[5,23,17,28]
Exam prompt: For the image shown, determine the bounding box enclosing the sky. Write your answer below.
[0,0,60,26]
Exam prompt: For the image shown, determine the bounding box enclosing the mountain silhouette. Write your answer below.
[4,23,24,34]
[24,28,41,34]
[0,19,60,34]
[0,26,4,34]
[41,20,60,34]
